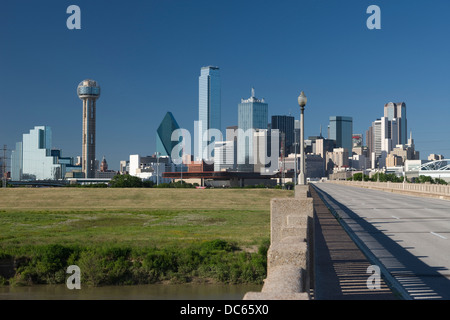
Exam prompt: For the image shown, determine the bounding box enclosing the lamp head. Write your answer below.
[298,91,307,108]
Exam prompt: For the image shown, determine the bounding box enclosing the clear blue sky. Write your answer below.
[2,0,450,170]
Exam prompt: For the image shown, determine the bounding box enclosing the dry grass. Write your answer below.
[0,188,288,211]
[0,188,293,249]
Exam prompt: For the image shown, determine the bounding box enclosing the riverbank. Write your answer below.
[0,240,269,287]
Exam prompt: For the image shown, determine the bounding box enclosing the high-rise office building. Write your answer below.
[368,116,402,168]
[271,115,294,156]
[372,119,382,168]
[237,88,268,171]
[214,141,235,172]
[352,134,363,148]
[315,138,336,158]
[381,116,398,153]
[253,129,275,174]
[326,147,350,170]
[238,88,268,131]
[198,66,221,161]
[156,112,181,158]
[428,154,444,161]
[294,119,300,151]
[384,102,407,145]
[328,116,353,152]
[388,133,420,164]
[11,142,22,181]
[77,79,101,178]
[366,126,373,157]
[213,126,239,172]
[10,126,64,180]
[367,118,386,168]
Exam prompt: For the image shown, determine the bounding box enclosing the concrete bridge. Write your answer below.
[244,185,313,300]
[245,180,450,300]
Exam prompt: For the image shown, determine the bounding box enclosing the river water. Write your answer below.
[0,283,262,300]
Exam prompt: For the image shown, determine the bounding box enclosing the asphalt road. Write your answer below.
[313,182,450,300]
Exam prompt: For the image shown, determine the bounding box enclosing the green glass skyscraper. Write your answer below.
[237,88,268,170]
[328,116,353,152]
[156,112,180,157]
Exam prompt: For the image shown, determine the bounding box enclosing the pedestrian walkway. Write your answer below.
[310,185,398,300]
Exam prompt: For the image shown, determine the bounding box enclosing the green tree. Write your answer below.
[370,172,403,183]
[416,175,447,185]
[434,178,448,185]
[417,175,434,184]
[351,173,369,181]
[142,180,155,188]
[109,174,143,188]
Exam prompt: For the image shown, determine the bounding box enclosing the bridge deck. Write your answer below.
[310,186,398,300]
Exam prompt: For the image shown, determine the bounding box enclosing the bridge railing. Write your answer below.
[244,185,313,300]
[327,180,450,200]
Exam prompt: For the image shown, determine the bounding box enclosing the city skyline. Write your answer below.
[2,1,450,170]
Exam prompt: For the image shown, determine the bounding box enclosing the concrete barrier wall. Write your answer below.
[243,185,313,300]
[328,180,450,201]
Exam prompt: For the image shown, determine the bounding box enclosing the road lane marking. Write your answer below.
[430,232,447,239]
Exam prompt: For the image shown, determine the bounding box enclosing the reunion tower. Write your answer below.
[77,79,100,178]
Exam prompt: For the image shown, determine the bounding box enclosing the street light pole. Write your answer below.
[156,152,160,186]
[294,128,297,185]
[298,91,307,185]
[180,146,183,185]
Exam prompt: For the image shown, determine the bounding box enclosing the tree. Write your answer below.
[434,178,448,185]
[351,173,370,181]
[417,175,434,184]
[417,175,447,185]
[142,180,155,188]
[109,174,143,188]
[370,172,403,183]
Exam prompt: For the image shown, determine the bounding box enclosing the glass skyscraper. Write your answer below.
[198,66,221,161]
[271,115,294,156]
[237,88,268,170]
[11,142,23,181]
[10,126,63,180]
[384,102,407,145]
[328,116,353,152]
[368,119,382,168]
[156,111,180,157]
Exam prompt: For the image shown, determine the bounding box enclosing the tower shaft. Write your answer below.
[82,98,96,178]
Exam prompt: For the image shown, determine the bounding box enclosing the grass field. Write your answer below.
[0,188,293,286]
[0,188,292,250]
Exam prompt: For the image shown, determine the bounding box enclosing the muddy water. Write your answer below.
[0,283,262,300]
